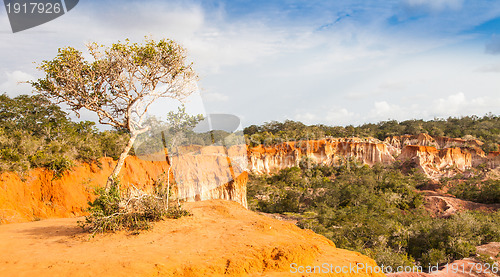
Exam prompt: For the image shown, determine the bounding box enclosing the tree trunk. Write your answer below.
[105,132,139,191]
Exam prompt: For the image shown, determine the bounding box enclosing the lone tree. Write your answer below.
[31,37,198,189]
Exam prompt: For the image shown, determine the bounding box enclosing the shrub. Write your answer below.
[80,178,191,235]
[421,249,449,268]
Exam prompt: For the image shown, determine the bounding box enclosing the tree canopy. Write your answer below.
[30,37,199,188]
[0,94,128,174]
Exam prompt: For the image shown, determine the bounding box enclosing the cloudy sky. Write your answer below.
[1,0,500,127]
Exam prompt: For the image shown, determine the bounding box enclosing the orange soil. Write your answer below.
[0,153,248,224]
[0,157,169,223]
[0,200,384,277]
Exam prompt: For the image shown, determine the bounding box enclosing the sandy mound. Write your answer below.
[0,200,384,276]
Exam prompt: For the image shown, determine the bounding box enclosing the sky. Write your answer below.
[1,0,500,127]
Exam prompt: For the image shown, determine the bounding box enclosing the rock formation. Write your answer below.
[384,134,484,152]
[248,138,395,174]
[249,134,498,180]
[1,133,498,223]
[397,146,472,179]
[0,152,248,224]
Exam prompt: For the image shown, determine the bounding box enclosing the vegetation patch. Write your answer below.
[445,174,500,204]
[79,178,191,235]
[247,161,500,270]
[0,94,128,174]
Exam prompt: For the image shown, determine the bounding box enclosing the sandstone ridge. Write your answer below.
[1,134,498,224]
[248,138,395,174]
[248,134,499,179]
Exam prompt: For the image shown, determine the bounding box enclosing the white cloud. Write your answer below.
[476,63,500,73]
[201,92,229,102]
[403,0,464,12]
[1,1,500,127]
[326,108,357,126]
[370,101,404,120]
[293,108,358,126]
[357,93,500,124]
[0,71,35,96]
[433,92,466,115]
[378,80,410,91]
[485,35,500,55]
[294,112,318,124]
[431,92,500,117]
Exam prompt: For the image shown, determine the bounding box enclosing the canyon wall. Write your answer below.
[397,145,472,178]
[0,147,248,224]
[1,134,498,223]
[385,134,484,151]
[249,135,499,180]
[248,138,395,174]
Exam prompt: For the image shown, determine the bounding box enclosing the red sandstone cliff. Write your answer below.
[0,150,248,224]
[382,134,498,179]
[1,134,498,223]
[385,134,484,151]
[248,138,395,174]
[486,151,500,169]
[397,146,472,179]
[249,135,498,179]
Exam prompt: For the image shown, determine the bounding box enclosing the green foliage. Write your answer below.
[447,177,500,204]
[80,178,191,234]
[247,163,500,271]
[421,249,449,267]
[30,37,197,133]
[244,115,500,153]
[0,94,128,174]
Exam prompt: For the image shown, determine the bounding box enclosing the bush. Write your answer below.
[421,249,449,268]
[448,178,500,204]
[80,178,191,234]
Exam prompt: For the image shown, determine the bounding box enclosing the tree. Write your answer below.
[30,37,198,189]
[0,94,69,138]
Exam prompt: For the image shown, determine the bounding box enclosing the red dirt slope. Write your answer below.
[0,200,385,277]
[0,154,248,224]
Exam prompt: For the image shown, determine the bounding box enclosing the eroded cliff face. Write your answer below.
[397,146,473,178]
[249,134,499,180]
[1,134,498,223]
[382,134,499,179]
[384,133,438,156]
[0,151,248,224]
[385,134,484,151]
[248,138,395,174]
[484,151,500,169]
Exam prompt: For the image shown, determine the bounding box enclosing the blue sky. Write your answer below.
[1,0,500,127]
